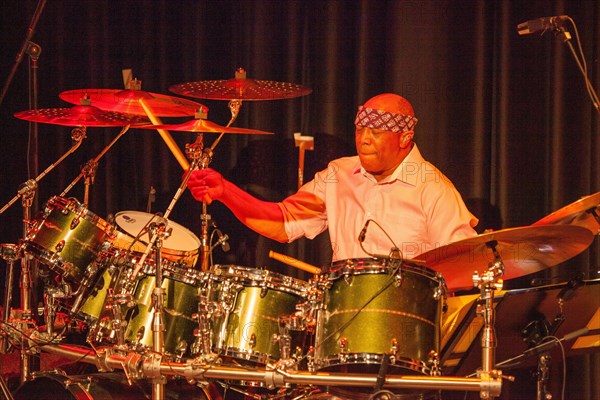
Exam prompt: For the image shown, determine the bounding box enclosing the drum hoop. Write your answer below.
[21,372,91,398]
[114,210,201,251]
[47,196,114,235]
[316,353,432,374]
[123,257,203,286]
[212,265,310,296]
[326,258,438,281]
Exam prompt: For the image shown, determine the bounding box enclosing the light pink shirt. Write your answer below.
[278,144,478,261]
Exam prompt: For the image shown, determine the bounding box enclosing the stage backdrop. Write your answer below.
[0,1,598,398]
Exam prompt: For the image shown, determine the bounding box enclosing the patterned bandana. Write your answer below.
[354,106,418,133]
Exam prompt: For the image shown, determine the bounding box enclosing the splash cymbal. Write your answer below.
[14,105,149,127]
[59,89,206,117]
[415,225,594,291]
[533,192,600,234]
[137,118,273,135]
[169,68,312,101]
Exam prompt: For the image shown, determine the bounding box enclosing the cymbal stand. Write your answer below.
[1,244,19,354]
[0,126,86,216]
[472,240,505,399]
[0,126,85,383]
[194,99,241,271]
[60,124,131,206]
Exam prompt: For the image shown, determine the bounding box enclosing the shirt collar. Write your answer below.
[354,143,423,186]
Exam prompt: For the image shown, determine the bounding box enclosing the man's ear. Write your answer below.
[400,132,414,147]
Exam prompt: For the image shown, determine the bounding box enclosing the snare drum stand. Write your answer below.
[472,241,510,399]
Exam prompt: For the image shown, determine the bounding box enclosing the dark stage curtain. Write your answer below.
[0,1,598,398]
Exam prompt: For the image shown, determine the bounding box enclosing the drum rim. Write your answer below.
[114,210,201,251]
[45,195,114,234]
[325,257,439,281]
[211,264,311,294]
[315,352,433,375]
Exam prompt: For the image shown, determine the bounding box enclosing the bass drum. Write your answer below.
[12,372,209,400]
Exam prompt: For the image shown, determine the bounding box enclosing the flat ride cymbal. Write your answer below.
[60,89,206,117]
[14,106,149,127]
[137,118,273,134]
[169,68,312,101]
[415,225,594,291]
[533,192,600,234]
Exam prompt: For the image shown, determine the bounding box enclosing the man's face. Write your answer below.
[355,126,408,180]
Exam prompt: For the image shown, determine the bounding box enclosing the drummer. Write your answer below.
[187,93,478,261]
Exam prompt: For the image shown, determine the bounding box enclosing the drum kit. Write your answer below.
[0,68,598,400]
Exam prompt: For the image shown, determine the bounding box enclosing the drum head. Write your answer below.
[115,211,200,252]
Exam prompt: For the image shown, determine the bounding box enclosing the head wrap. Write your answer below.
[354,106,418,133]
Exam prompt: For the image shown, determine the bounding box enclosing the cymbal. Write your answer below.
[14,105,150,127]
[169,68,312,100]
[415,225,594,291]
[533,192,600,234]
[137,118,273,135]
[59,89,206,117]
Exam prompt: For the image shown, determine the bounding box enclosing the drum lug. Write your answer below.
[427,350,442,376]
[70,215,81,230]
[135,325,146,343]
[338,336,348,363]
[260,285,268,298]
[389,338,398,364]
[394,270,403,287]
[55,240,65,253]
[306,346,316,372]
[342,272,353,285]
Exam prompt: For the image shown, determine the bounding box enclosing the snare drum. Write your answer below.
[24,196,114,282]
[201,265,312,366]
[113,210,200,267]
[314,258,445,375]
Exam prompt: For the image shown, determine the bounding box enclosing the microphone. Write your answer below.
[358,220,370,242]
[358,219,402,260]
[496,327,589,368]
[146,185,156,213]
[517,15,568,35]
[216,230,230,252]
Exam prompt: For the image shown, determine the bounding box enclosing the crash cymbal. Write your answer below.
[59,89,205,117]
[169,68,312,100]
[415,225,594,291]
[533,192,600,234]
[137,118,273,134]
[14,105,149,127]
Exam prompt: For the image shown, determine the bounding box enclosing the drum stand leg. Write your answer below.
[17,184,39,384]
[0,373,14,400]
[473,241,506,399]
[536,353,552,400]
[42,287,66,339]
[1,245,18,354]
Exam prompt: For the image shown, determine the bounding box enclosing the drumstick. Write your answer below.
[139,99,190,170]
[269,250,321,275]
